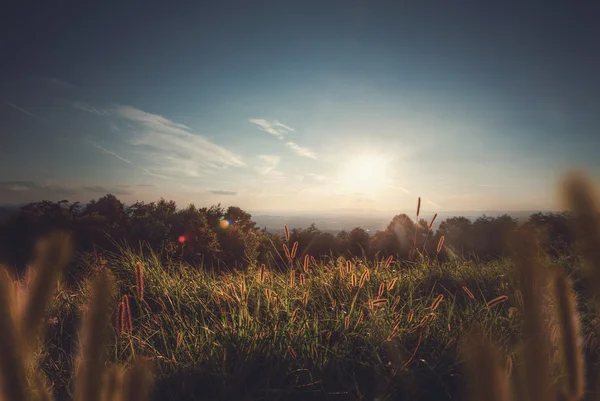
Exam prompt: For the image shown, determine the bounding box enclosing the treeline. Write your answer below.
[0,194,578,275]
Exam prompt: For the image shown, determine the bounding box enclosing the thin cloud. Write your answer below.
[256,155,281,175]
[83,185,131,195]
[42,77,77,91]
[426,199,441,209]
[90,142,133,164]
[142,168,169,180]
[286,142,317,159]
[73,102,109,115]
[117,105,245,177]
[207,189,237,196]
[249,118,294,140]
[0,181,76,196]
[4,102,50,123]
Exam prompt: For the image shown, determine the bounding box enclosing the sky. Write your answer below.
[1,1,599,213]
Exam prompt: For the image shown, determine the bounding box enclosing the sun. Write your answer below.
[338,154,389,193]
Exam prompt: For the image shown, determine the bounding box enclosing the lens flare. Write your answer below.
[219,219,230,229]
[178,235,186,243]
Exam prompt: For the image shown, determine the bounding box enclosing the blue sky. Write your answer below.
[1,1,599,212]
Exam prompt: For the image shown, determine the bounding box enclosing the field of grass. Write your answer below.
[29,246,588,401]
[3,172,600,401]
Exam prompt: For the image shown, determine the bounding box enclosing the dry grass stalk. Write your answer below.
[134,261,144,300]
[259,264,266,283]
[515,289,524,308]
[561,172,600,305]
[372,298,388,307]
[463,330,509,401]
[282,244,291,260]
[387,277,398,291]
[291,242,299,259]
[428,213,438,231]
[289,270,295,287]
[123,361,153,401]
[302,292,308,306]
[437,236,445,253]
[359,270,368,288]
[429,294,444,311]
[462,286,475,300]
[486,295,508,308]
[378,283,385,297]
[299,273,305,286]
[284,224,290,242]
[416,197,421,218]
[512,227,553,401]
[303,255,310,273]
[553,272,584,401]
[74,270,112,401]
[22,232,73,349]
[115,302,123,336]
[384,255,394,268]
[101,365,126,401]
[0,268,28,401]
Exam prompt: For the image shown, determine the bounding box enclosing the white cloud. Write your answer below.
[73,102,109,115]
[286,142,317,159]
[115,105,245,177]
[426,199,441,209]
[256,154,281,175]
[142,168,169,180]
[249,119,316,159]
[249,118,294,140]
[91,142,133,164]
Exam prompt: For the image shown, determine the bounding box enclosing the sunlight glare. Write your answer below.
[339,154,389,193]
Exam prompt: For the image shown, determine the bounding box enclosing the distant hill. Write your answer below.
[251,210,554,234]
[0,201,553,234]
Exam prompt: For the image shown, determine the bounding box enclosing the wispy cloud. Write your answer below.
[143,168,169,180]
[41,77,77,91]
[285,142,317,159]
[425,199,441,209]
[90,142,133,164]
[117,105,245,177]
[73,101,109,115]
[256,155,281,175]
[249,119,294,139]
[83,185,132,195]
[4,102,49,123]
[0,181,76,196]
[207,189,237,196]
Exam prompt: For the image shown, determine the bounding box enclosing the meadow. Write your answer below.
[2,171,600,401]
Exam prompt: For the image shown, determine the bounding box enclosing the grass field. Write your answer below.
[2,172,600,401]
[32,248,589,401]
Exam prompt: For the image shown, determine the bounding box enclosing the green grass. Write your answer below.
[36,248,592,401]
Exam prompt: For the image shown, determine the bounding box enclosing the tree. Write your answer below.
[172,204,221,266]
[524,212,575,256]
[471,215,518,258]
[434,216,473,257]
[348,227,370,257]
[224,206,256,232]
